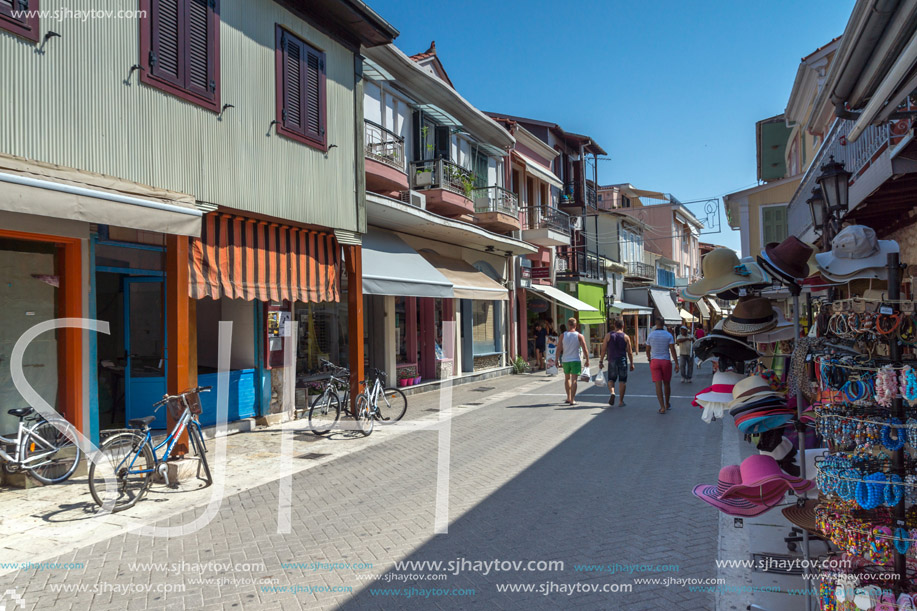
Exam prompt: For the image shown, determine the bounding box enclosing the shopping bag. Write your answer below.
[579,366,591,382]
[546,365,558,376]
[593,370,605,386]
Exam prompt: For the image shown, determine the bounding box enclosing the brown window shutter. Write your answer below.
[281,32,304,135]
[185,0,216,100]
[304,47,325,143]
[150,0,183,86]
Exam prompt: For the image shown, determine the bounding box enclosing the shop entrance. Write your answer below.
[123,277,167,428]
[95,238,167,430]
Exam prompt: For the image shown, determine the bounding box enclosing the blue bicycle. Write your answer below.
[88,386,213,512]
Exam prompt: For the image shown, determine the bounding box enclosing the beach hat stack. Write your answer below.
[693,454,814,517]
[727,375,794,435]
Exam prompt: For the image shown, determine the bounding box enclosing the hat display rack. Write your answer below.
[812,251,917,610]
[685,233,917,611]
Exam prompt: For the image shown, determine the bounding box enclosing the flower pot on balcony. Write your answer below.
[413,376,422,385]
[415,170,433,187]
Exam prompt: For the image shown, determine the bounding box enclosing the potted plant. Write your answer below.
[397,371,411,387]
[413,375,422,385]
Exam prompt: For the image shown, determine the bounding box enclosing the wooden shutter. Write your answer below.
[185,0,216,101]
[303,46,325,143]
[150,0,183,86]
[281,31,305,134]
[276,26,326,149]
[762,206,788,245]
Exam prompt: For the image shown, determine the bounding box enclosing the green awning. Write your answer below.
[576,282,606,324]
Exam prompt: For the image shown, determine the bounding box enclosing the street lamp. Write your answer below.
[815,155,851,217]
[806,187,826,233]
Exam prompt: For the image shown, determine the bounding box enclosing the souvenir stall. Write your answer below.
[682,226,917,610]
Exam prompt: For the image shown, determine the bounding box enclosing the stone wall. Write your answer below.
[888,223,917,268]
[473,354,502,371]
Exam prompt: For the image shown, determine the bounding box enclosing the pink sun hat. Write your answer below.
[692,465,776,517]
[720,455,814,500]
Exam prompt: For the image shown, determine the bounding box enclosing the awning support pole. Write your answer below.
[344,245,365,413]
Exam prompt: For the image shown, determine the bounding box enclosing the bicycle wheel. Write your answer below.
[88,432,154,512]
[354,395,374,437]
[23,422,82,484]
[308,391,340,435]
[188,422,213,486]
[375,388,407,424]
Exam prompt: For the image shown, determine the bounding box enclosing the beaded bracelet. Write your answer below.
[875,366,898,407]
[885,474,905,507]
[880,419,907,451]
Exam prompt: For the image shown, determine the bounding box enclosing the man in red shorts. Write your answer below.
[645,318,678,414]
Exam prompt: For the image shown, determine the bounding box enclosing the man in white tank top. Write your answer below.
[556,317,590,405]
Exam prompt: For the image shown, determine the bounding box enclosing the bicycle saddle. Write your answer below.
[8,408,33,418]
[128,416,157,430]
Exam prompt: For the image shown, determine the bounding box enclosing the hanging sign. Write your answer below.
[528,299,550,313]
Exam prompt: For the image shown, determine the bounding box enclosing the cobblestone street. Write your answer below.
[0,364,723,610]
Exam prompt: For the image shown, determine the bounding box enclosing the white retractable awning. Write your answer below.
[695,298,710,319]
[516,153,563,189]
[0,154,202,236]
[528,284,599,312]
[361,230,454,298]
[607,300,653,314]
[705,297,723,314]
[419,251,508,301]
[650,289,682,325]
[679,309,698,323]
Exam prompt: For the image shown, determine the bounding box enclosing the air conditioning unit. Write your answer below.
[400,190,426,209]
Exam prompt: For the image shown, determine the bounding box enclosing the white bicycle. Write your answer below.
[0,407,82,484]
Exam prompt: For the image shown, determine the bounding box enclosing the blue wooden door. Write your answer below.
[123,277,168,428]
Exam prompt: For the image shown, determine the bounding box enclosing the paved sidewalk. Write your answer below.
[0,364,724,610]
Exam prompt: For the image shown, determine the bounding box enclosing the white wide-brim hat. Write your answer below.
[815,225,898,278]
[695,371,746,404]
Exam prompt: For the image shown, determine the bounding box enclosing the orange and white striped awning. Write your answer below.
[189,213,340,303]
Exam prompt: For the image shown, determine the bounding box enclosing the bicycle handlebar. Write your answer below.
[153,386,212,410]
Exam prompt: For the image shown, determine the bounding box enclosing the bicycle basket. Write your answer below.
[167,390,203,419]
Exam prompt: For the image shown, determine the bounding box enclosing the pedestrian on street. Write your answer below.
[676,326,694,383]
[557,317,589,406]
[646,318,678,414]
[599,318,634,407]
[533,321,547,370]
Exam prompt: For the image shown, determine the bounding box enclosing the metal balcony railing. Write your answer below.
[585,183,597,208]
[364,120,405,171]
[410,158,475,199]
[625,261,655,280]
[472,186,518,216]
[520,206,572,234]
[556,248,606,281]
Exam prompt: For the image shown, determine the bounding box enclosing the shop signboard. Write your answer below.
[531,267,551,279]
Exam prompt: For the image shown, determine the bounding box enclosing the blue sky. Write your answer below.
[367,0,854,252]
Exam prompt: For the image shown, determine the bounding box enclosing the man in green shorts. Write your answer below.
[557,317,590,405]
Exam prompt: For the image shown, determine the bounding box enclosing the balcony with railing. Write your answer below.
[624,261,655,282]
[786,115,913,241]
[410,158,476,217]
[555,248,606,282]
[364,120,408,193]
[520,206,572,246]
[472,186,520,232]
[557,180,598,210]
